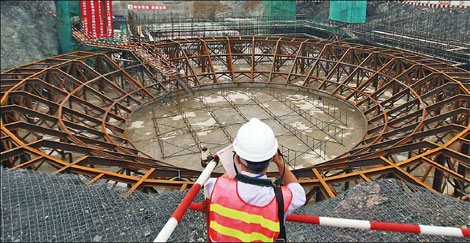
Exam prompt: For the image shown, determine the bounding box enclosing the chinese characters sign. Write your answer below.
[127,4,167,10]
[80,0,114,39]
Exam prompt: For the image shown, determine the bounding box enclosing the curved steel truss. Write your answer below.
[1,36,469,200]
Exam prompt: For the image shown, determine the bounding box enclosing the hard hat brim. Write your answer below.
[233,138,278,162]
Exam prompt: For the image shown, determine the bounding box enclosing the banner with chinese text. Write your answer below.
[80,0,113,39]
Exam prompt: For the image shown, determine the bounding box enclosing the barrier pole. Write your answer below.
[153,160,217,242]
[188,202,469,238]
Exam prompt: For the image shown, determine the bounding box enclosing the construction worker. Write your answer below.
[204,118,306,242]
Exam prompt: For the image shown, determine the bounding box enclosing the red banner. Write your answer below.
[80,0,89,36]
[104,0,113,38]
[80,0,114,39]
[89,0,97,38]
[96,0,104,38]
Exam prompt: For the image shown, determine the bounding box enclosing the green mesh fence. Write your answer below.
[263,0,296,21]
[56,1,74,53]
[58,0,98,53]
[329,0,367,24]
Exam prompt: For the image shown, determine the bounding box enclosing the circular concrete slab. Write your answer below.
[127,85,366,172]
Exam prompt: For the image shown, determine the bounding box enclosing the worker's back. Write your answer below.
[207,176,292,242]
[204,118,306,242]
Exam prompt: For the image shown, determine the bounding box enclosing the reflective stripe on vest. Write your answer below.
[208,177,293,242]
[210,221,274,242]
[210,203,279,232]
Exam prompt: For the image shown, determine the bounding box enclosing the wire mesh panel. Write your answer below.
[1,168,468,242]
[0,168,205,242]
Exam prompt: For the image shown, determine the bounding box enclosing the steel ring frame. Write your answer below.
[1,36,468,200]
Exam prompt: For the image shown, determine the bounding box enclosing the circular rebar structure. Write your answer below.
[1,36,469,201]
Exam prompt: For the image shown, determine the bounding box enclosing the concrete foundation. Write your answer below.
[127,84,366,172]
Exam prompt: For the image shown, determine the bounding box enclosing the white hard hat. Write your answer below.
[233,118,278,162]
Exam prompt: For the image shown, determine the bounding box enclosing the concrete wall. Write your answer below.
[1,1,59,71]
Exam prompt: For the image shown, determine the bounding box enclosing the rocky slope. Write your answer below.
[1,1,59,71]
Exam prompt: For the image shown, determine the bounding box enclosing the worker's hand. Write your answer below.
[272,150,284,167]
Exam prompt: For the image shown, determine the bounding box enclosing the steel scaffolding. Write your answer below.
[1,32,469,201]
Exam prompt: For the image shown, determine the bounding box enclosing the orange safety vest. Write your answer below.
[208,177,293,242]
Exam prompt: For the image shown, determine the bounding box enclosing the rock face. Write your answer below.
[1,1,59,71]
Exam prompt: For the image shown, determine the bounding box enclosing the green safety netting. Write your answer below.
[329,0,367,24]
[263,0,296,21]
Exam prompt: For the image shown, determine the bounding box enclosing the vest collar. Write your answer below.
[241,171,268,179]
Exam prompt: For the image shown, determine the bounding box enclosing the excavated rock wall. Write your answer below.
[1,1,59,72]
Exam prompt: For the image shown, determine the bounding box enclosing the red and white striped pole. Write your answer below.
[153,160,218,242]
[189,202,470,238]
[287,214,470,238]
